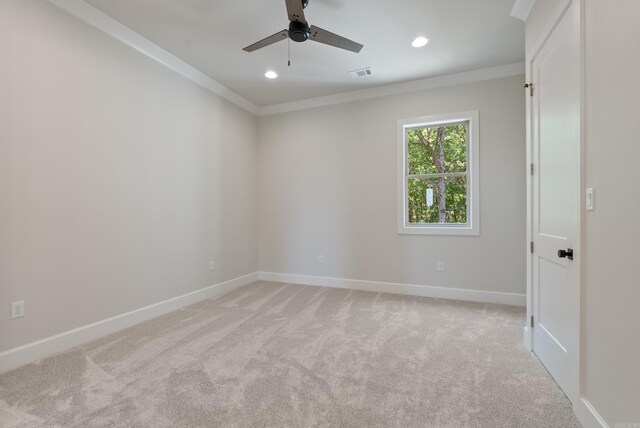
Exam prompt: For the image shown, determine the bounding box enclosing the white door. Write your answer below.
[531,1,581,403]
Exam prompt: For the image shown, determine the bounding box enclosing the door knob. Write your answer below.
[558,248,574,260]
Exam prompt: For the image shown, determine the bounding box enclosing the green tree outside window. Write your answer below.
[406,122,469,224]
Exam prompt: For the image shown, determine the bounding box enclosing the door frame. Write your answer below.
[524,0,584,404]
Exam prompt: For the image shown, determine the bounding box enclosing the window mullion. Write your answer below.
[408,172,468,179]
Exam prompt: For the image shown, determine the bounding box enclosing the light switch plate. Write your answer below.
[586,188,595,211]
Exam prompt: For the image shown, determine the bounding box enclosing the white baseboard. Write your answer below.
[258,272,525,306]
[0,272,257,374]
[574,397,609,428]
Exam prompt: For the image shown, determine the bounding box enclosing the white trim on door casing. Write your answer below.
[525,0,575,352]
[525,1,600,427]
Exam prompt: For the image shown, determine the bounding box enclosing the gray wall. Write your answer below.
[583,0,640,423]
[258,75,526,295]
[0,0,258,352]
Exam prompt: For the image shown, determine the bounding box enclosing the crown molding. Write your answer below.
[47,0,259,115]
[47,0,525,119]
[258,62,525,116]
[511,0,536,21]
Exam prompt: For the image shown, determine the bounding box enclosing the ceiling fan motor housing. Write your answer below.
[289,21,310,43]
[242,0,363,53]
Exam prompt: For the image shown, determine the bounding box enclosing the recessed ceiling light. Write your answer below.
[412,37,429,48]
[265,70,278,79]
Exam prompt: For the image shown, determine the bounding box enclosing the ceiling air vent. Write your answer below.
[350,67,373,78]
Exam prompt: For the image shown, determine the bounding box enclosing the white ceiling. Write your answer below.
[84,0,525,107]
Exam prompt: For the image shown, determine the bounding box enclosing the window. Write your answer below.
[397,111,479,235]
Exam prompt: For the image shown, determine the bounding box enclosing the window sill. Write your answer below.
[397,225,479,236]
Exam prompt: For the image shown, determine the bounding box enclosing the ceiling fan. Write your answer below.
[242,0,364,54]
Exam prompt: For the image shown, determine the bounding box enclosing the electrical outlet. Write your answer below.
[208,261,214,271]
[437,262,445,272]
[318,255,324,264]
[11,301,25,319]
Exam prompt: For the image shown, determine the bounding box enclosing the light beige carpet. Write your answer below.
[0,281,580,427]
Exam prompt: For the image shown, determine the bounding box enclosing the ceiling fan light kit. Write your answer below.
[243,0,364,54]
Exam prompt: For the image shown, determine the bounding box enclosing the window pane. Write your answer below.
[407,176,468,224]
[407,122,468,175]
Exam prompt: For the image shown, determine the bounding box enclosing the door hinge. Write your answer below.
[530,241,534,253]
[524,83,534,96]
[531,316,534,328]
[530,163,534,176]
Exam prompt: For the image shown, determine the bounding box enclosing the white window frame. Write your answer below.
[397,110,480,236]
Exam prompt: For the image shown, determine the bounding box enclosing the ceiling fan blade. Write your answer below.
[243,30,289,52]
[309,25,363,53]
[285,0,306,23]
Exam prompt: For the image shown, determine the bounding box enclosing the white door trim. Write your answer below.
[525,0,575,352]
[524,0,583,404]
